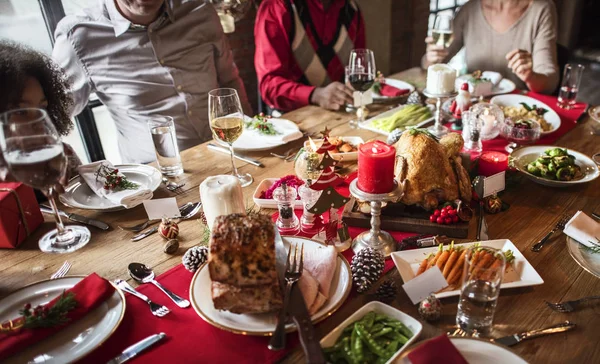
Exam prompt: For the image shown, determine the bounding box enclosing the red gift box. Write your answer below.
[0,182,44,248]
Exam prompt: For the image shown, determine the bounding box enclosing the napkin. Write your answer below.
[563,211,600,248]
[407,335,468,364]
[378,83,410,97]
[0,273,115,361]
[482,71,503,87]
[77,160,153,208]
[272,119,303,143]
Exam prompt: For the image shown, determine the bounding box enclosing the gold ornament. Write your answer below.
[484,195,502,214]
[159,217,179,239]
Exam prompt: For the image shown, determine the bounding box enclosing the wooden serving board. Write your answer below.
[342,199,469,238]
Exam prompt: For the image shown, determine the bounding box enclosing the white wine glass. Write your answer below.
[208,88,253,187]
[348,49,376,128]
[432,13,454,48]
[0,108,91,253]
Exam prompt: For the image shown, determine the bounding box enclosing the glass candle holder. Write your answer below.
[462,111,483,153]
[298,183,322,233]
[469,103,503,140]
[273,183,300,233]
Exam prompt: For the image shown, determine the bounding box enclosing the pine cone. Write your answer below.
[351,248,385,293]
[182,246,209,272]
[386,128,404,145]
[375,279,397,302]
[406,91,423,105]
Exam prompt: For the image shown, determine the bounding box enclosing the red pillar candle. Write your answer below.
[478,151,508,177]
[357,141,396,193]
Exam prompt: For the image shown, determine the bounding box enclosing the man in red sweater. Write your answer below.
[255,0,366,112]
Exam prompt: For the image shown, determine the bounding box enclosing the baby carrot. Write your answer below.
[443,249,459,278]
[447,250,467,286]
[427,244,443,269]
[416,257,429,275]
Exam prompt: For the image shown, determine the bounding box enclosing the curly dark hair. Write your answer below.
[0,41,73,136]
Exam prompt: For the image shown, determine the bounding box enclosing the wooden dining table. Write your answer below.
[2,67,599,363]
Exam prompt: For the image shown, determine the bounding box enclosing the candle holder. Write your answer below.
[298,183,322,234]
[273,183,300,234]
[349,179,404,257]
[423,89,458,138]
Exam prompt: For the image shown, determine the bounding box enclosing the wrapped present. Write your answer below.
[0,183,44,248]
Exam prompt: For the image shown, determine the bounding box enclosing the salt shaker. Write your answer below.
[462,111,483,153]
[273,182,300,233]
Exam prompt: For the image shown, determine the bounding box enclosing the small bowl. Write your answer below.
[252,178,304,209]
[304,136,364,162]
[320,301,423,364]
[501,118,541,145]
[589,105,600,135]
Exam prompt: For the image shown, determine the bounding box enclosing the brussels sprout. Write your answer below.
[547,148,567,157]
[548,161,557,173]
[540,166,555,179]
[567,154,576,164]
[536,156,553,165]
[554,156,571,168]
[527,164,541,175]
[556,167,574,181]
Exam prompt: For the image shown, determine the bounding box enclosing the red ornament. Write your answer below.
[159,218,179,239]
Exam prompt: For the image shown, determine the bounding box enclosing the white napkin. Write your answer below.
[563,211,600,248]
[232,117,302,149]
[77,160,153,208]
[482,71,503,87]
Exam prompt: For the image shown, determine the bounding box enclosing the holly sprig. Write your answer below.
[1,292,77,334]
[372,71,386,94]
[246,113,279,136]
[95,164,138,191]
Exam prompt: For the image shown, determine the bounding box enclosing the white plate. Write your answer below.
[59,164,161,211]
[217,117,303,152]
[456,74,517,96]
[372,79,415,102]
[361,104,435,136]
[189,236,352,335]
[391,239,544,298]
[490,94,561,135]
[398,337,528,364]
[567,236,600,279]
[0,276,125,364]
[321,301,422,364]
[253,178,305,209]
[510,145,600,187]
[303,136,364,162]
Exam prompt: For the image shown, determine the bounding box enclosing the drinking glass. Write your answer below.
[347,49,376,128]
[208,88,253,187]
[456,246,506,336]
[501,117,541,153]
[148,116,183,177]
[557,64,584,110]
[0,108,90,253]
[432,14,454,49]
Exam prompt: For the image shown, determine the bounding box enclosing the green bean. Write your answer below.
[342,337,357,364]
[361,312,376,330]
[394,323,413,339]
[374,314,389,322]
[369,323,384,333]
[385,340,399,355]
[372,327,393,338]
[356,326,388,358]
[352,326,364,363]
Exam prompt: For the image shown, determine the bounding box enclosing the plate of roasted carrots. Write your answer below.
[391,239,544,298]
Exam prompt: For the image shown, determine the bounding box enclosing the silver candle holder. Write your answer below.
[349,179,404,257]
[423,88,458,138]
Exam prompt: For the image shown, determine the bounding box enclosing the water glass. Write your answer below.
[462,111,483,153]
[456,246,506,336]
[557,64,585,109]
[148,116,183,176]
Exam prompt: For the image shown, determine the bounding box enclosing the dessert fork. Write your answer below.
[50,261,71,279]
[545,296,600,313]
[114,279,170,317]
[531,214,570,252]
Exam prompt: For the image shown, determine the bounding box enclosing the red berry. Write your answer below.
[448,209,457,216]
[452,215,459,223]
[440,210,448,218]
[114,169,119,173]
[103,185,109,190]
[24,303,31,310]
[436,217,444,224]
[430,215,436,222]
[445,217,453,224]
[433,209,441,217]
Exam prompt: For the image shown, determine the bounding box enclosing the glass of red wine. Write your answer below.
[347,49,376,128]
[0,108,90,253]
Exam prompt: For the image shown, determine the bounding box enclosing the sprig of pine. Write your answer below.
[21,292,77,329]
[406,127,439,142]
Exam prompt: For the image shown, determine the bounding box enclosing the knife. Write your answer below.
[494,321,576,347]
[40,204,109,230]
[106,332,166,364]
[575,104,590,124]
[473,176,489,241]
[207,143,264,167]
[592,212,600,219]
[131,226,158,241]
[288,283,326,363]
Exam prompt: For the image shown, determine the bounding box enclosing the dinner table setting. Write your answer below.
[1,63,600,364]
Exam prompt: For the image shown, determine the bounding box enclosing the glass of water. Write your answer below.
[148,116,183,176]
[557,64,585,110]
[456,246,506,336]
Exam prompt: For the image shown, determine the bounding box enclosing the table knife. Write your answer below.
[576,104,590,124]
[131,226,158,241]
[473,176,489,241]
[288,283,326,364]
[494,321,575,347]
[106,332,166,364]
[207,143,264,167]
[592,212,600,219]
[40,204,109,230]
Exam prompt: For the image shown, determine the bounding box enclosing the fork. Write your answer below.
[269,243,304,351]
[545,296,600,313]
[50,261,72,279]
[114,279,170,317]
[270,148,297,162]
[162,177,186,192]
[531,214,571,252]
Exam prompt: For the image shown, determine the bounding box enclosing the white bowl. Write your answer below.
[320,301,423,364]
[304,136,364,162]
[252,178,304,209]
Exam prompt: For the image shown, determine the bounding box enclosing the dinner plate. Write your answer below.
[216,117,303,152]
[567,236,600,279]
[59,164,162,211]
[372,78,415,102]
[510,145,600,187]
[360,104,435,136]
[189,236,352,335]
[490,94,561,135]
[0,276,125,364]
[397,337,528,364]
[391,239,544,298]
[303,136,364,161]
[456,74,517,96]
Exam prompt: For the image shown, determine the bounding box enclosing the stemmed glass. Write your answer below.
[432,13,454,49]
[347,49,376,128]
[208,88,253,187]
[0,108,90,253]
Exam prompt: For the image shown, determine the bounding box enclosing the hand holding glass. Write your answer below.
[432,14,454,48]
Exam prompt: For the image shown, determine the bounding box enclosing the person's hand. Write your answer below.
[424,36,449,67]
[310,82,353,111]
[506,49,533,82]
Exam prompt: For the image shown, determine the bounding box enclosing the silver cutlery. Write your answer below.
[114,279,170,317]
[545,296,600,313]
[207,143,264,167]
[128,263,190,308]
[40,204,110,230]
[162,177,185,192]
[269,243,304,351]
[130,202,201,241]
[50,261,72,279]
[107,332,166,364]
[270,148,298,162]
[592,212,600,219]
[531,214,570,252]
[119,202,193,232]
[494,321,576,347]
[473,176,489,241]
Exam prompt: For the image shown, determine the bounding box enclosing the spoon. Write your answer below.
[128,263,190,308]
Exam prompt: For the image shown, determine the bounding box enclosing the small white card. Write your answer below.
[402,266,449,305]
[483,171,506,198]
[353,90,373,107]
[143,198,181,220]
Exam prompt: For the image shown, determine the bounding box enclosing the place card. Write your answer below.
[402,266,448,305]
[483,171,505,198]
[143,198,181,220]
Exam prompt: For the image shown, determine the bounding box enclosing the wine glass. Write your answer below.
[347,49,376,128]
[0,108,91,253]
[501,118,541,153]
[208,88,253,187]
[432,13,454,49]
